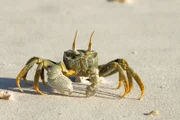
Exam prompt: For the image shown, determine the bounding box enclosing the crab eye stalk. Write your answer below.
[88,31,95,52]
[72,31,78,51]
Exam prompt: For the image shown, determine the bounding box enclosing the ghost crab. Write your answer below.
[16,31,145,100]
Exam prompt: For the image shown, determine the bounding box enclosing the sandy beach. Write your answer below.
[0,0,180,120]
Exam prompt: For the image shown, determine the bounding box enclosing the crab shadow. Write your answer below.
[0,77,53,95]
[107,0,126,3]
[0,77,121,100]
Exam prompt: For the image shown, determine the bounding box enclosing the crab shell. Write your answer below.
[63,49,98,76]
[47,65,73,95]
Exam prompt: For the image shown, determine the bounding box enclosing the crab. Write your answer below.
[16,31,145,100]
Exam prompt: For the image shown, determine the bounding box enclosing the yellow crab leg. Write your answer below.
[63,69,76,77]
[127,66,145,100]
[22,57,42,85]
[98,62,129,98]
[34,63,46,95]
[57,62,76,77]
[126,70,133,93]
[16,59,39,92]
[16,57,55,93]
[40,68,47,86]
[16,67,27,92]
[116,79,123,89]
[114,63,129,99]
[115,59,145,100]
[22,73,32,85]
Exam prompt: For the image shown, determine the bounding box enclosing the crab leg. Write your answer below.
[40,68,47,86]
[57,61,76,77]
[126,66,144,100]
[115,63,129,98]
[34,62,46,95]
[117,59,144,100]
[98,62,129,99]
[22,73,32,85]
[126,70,133,93]
[33,60,57,94]
[16,57,56,92]
[98,58,145,100]
[34,61,76,95]
[16,57,41,92]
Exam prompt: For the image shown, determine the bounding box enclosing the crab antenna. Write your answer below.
[72,31,78,51]
[88,31,95,52]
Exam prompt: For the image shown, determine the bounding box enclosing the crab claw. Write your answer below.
[85,68,100,97]
[47,65,73,95]
[85,85,98,97]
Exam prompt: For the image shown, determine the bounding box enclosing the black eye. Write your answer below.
[67,53,79,59]
[72,55,76,59]
[64,50,81,60]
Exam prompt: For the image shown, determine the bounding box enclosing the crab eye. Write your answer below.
[71,55,76,59]
[65,51,79,60]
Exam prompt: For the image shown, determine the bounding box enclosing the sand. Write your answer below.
[0,0,180,120]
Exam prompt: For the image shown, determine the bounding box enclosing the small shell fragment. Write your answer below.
[131,51,138,54]
[147,110,159,116]
[0,91,11,100]
[112,0,134,4]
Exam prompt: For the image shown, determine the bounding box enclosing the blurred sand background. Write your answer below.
[0,0,180,120]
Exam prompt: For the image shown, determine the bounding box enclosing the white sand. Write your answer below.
[0,0,180,119]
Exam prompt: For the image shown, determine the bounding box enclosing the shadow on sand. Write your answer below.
[0,77,120,100]
[107,0,126,3]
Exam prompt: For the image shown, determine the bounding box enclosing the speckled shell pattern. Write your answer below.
[63,50,98,76]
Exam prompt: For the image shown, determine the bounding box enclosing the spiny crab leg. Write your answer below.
[22,72,31,85]
[16,57,76,95]
[98,62,129,99]
[16,57,40,92]
[40,68,46,86]
[126,70,133,93]
[98,58,145,100]
[117,59,144,100]
[16,57,55,94]
[114,63,129,99]
[125,66,145,100]
[118,60,144,100]
[34,62,45,95]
